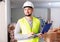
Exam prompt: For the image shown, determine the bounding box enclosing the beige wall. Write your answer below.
[0,1,7,42]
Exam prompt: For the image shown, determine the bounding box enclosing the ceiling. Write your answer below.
[10,0,60,8]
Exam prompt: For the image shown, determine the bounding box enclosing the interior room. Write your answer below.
[0,0,60,42]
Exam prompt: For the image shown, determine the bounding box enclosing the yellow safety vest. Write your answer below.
[18,16,40,42]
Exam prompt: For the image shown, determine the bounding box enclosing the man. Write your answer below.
[14,1,43,42]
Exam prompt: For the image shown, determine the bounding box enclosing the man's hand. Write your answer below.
[37,33,43,38]
[37,33,47,38]
[28,32,35,37]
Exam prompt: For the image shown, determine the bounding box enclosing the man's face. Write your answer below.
[24,7,33,16]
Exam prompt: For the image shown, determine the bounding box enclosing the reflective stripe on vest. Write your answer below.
[18,16,40,42]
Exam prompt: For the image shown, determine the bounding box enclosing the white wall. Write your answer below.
[0,1,7,42]
[33,8,48,21]
[6,0,11,24]
[51,8,60,28]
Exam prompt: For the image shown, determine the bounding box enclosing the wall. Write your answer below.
[11,8,24,22]
[33,8,48,21]
[51,8,60,28]
[0,1,7,42]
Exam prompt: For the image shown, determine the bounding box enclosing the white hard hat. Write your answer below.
[22,1,34,8]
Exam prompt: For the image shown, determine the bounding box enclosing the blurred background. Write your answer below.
[0,0,60,42]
